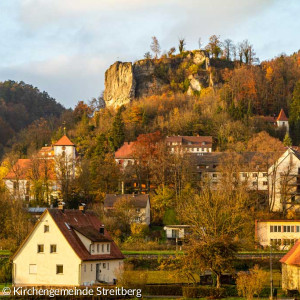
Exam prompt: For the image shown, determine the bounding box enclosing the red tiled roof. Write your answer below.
[4,159,56,180]
[115,142,136,159]
[54,135,75,146]
[166,136,213,147]
[277,109,288,121]
[48,209,124,261]
[256,219,300,223]
[4,159,32,180]
[104,194,149,209]
[280,240,300,265]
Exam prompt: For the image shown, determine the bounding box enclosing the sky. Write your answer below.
[0,0,299,108]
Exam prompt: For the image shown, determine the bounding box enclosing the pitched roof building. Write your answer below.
[12,207,124,286]
[104,194,151,225]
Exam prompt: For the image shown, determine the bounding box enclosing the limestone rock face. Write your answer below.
[104,61,136,109]
[187,75,201,96]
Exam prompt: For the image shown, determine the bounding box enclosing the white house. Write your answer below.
[255,219,300,250]
[268,148,300,212]
[3,135,77,202]
[164,225,190,240]
[12,207,124,286]
[166,136,213,154]
[276,108,289,132]
[104,194,151,225]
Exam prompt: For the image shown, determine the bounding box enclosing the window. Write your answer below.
[103,263,106,269]
[136,208,141,213]
[50,245,57,253]
[107,244,110,252]
[263,173,268,177]
[212,173,217,178]
[263,181,268,186]
[252,182,258,186]
[252,173,258,177]
[29,264,37,274]
[44,225,49,233]
[297,226,300,232]
[56,265,63,274]
[292,226,295,232]
[242,173,248,178]
[270,226,273,233]
[91,264,93,271]
[102,244,104,252]
[107,263,109,270]
[37,244,44,253]
[97,244,100,253]
[274,226,278,232]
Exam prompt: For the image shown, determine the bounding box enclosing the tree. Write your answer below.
[168,47,176,57]
[150,36,161,59]
[289,80,300,144]
[205,35,222,58]
[144,52,152,59]
[177,163,251,288]
[178,39,186,54]
[283,132,292,146]
[110,107,125,151]
[236,265,267,300]
[223,39,234,61]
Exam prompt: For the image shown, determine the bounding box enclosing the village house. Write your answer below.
[268,147,300,212]
[258,108,289,133]
[104,194,151,225]
[164,225,190,241]
[3,135,77,203]
[12,206,124,286]
[165,136,213,154]
[280,240,300,292]
[255,219,300,250]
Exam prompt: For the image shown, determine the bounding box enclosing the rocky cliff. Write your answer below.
[104,50,228,108]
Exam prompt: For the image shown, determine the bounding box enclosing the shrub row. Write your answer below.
[143,284,183,296]
[182,286,226,299]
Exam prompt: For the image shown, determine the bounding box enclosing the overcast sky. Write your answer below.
[0,0,299,108]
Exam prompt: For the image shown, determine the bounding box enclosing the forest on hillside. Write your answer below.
[0,80,67,157]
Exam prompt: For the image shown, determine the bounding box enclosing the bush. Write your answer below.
[0,258,12,283]
[144,284,183,296]
[182,286,226,298]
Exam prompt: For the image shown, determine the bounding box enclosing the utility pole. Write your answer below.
[270,244,273,300]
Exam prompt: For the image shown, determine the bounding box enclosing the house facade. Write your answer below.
[3,135,77,203]
[164,225,190,240]
[104,194,151,225]
[165,136,213,154]
[12,207,124,286]
[280,240,300,291]
[255,219,300,250]
[268,148,300,212]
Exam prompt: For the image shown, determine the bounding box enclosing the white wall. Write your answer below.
[13,211,81,286]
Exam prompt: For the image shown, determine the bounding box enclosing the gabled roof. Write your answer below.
[47,209,124,261]
[104,194,149,209]
[54,135,75,146]
[277,109,288,121]
[3,158,56,180]
[280,240,300,265]
[12,209,124,261]
[4,159,31,180]
[115,142,136,159]
[166,136,213,147]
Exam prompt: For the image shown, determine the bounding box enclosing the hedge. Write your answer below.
[144,284,183,296]
[182,286,226,299]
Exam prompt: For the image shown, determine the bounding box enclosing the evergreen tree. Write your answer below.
[283,132,292,147]
[289,81,300,145]
[111,107,125,150]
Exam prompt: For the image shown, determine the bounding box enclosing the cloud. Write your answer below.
[0,0,298,107]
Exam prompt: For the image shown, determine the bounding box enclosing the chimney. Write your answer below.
[79,203,86,213]
[99,225,105,235]
[58,202,65,211]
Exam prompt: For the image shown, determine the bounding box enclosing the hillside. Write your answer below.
[0,80,66,156]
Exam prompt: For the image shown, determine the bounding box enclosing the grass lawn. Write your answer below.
[0,250,10,256]
[0,283,11,290]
